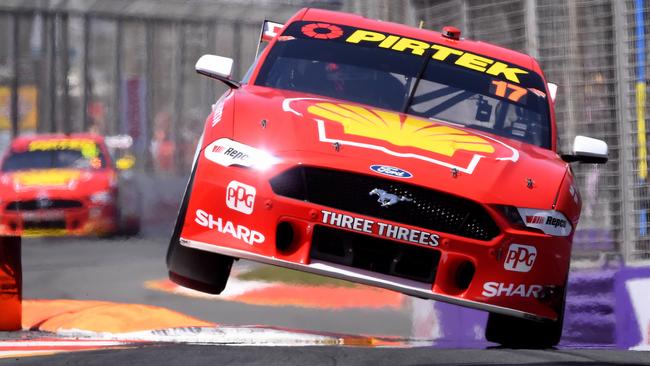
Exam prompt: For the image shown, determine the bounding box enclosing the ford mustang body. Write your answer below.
[0,133,138,237]
[167,8,607,347]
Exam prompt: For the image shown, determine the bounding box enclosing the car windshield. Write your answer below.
[2,141,106,172]
[255,21,551,148]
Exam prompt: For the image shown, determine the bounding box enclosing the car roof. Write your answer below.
[299,8,541,75]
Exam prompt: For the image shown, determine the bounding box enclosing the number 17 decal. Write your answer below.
[491,80,527,102]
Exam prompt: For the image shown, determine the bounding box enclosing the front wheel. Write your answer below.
[485,310,564,348]
[166,158,234,294]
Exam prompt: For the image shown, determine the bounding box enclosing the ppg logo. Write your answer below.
[226,180,256,215]
[504,244,537,272]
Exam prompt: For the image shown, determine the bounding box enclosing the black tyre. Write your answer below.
[485,310,563,348]
[121,217,141,237]
[166,158,234,295]
[486,273,568,348]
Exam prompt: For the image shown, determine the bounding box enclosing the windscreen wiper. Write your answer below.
[401,48,434,114]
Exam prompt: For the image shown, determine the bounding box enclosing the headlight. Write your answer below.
[203,138,281,171]
[498,206,572,236]
[90,191,114,204]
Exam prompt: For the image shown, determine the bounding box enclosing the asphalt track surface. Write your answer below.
[5,236,650,365]
[3,345,650,366]
[20,236,411,336]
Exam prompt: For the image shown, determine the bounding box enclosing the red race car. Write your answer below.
[167,9,608,347]
[0,133,135,237]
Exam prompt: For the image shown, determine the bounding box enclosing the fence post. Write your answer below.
[524,0,538,59]
[459,0,469,38]
[0,236,22,331]
[10,14,19,138]
[114,19,123,136]
[61,13,70,134]
[172,22,186,174]
[144,20,154,171]
[82,15,90,131]
[613,0,634,264]
[48,14,57,133]
[232,21,242,80]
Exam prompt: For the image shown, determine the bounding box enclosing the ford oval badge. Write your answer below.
[369,165,413,179]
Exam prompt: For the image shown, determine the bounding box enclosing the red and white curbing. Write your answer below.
[56,326,343,346]
[0,326,390,359]
[0,338,140,359]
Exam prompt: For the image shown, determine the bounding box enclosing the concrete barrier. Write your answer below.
[408,264,650,349]
[0,236,21,331]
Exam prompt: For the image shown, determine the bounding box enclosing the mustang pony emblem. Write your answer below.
[369,188,413,207]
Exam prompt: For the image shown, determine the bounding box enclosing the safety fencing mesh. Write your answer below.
[411,0,648,264]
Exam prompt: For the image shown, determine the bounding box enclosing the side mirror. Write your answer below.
[561,136,608,164]
[195,55,240,89]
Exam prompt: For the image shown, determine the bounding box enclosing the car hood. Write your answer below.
[229,86,567,209]
[0,168,113,199]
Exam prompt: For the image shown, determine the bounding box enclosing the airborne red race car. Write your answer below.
[167,9,608,347]
[0,133,137,237]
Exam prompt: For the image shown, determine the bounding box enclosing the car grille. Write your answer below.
[23,220,66,230]
[270,166,500,241]
[311,225,440,283]
[5,199,83,211]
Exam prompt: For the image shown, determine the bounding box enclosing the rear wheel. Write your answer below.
[166,159,234,294]
[120,216,141,237]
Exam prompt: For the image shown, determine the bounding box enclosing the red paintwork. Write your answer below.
[0,133,118,236]
[180,9,580,321]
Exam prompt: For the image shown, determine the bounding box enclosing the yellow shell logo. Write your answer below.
[306,103,495,157]
[14,170,80,187]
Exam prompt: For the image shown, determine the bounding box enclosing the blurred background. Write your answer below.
[0,0,648,349]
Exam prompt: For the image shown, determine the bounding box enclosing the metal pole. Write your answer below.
[207,21,217,100]
[144,20,154,171]
[82,15,90,131]
[564,0,578,142]
[524,0,538,59]
[459,0,469,37]
[61,13,70,134]
[35,12,47,133]
[114,19,123,136]
[10,15,19,138]
[613,0,633,263]
[48,14,57,133]
[172,22,186,173]
[232,22,242,80]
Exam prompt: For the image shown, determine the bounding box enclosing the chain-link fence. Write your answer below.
[410,0,649,264]
[0,0,648,264]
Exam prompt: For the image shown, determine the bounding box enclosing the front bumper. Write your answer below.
[0,201,118,237]
[180,154,571,322]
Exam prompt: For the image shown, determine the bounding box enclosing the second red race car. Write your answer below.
[0,133,139,237]
[166,9,608,347]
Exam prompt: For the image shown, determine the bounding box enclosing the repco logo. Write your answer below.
[226,180,256,215]
[546,217,566,228]
[504,244,537,272]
